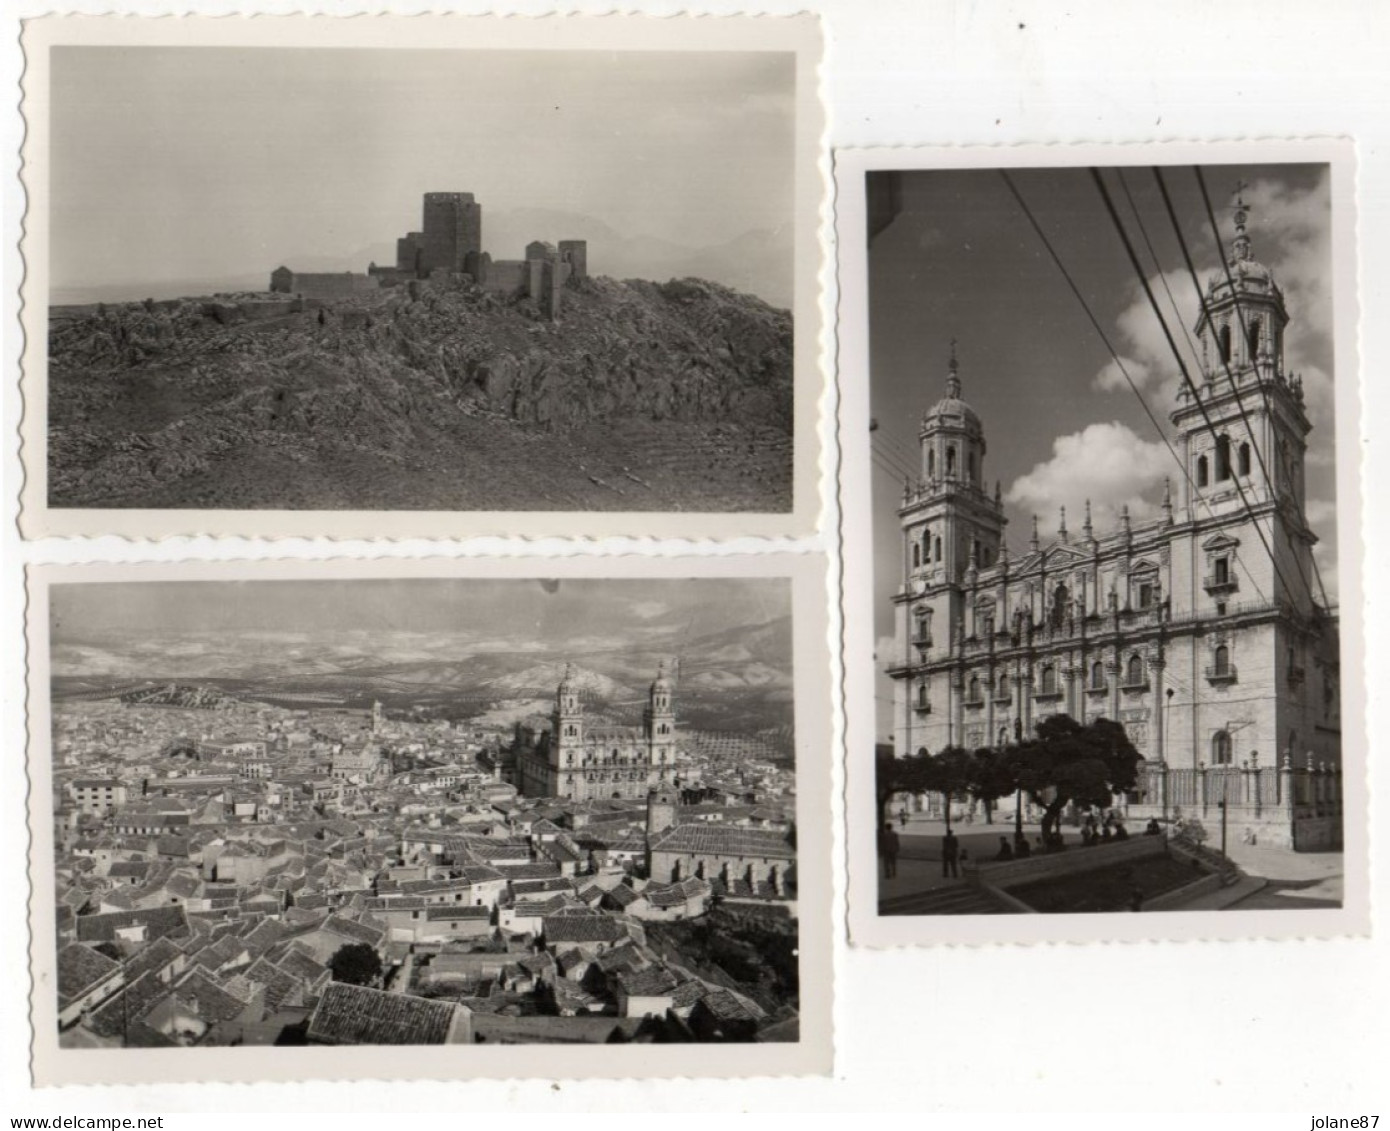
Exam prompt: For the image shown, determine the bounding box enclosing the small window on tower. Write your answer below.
[1218,324,1233,364]
[1248,319,1262,359]
[1216,435,1232,481]
[912,544,921,568]
[928,450,936,479]
[1239,442,1252,477]
[1197,455,1209,488]
[946,448,957,477]
[934,536,942,561]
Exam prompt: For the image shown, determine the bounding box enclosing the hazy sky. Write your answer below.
[52,576,789,678]
[869,163,1337,737]
[49,46,794,295]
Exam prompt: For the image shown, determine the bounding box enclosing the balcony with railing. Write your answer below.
[1202,571,1239,595]
[1204,663,1238,685]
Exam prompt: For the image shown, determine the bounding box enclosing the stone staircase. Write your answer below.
[878,883,1015,916]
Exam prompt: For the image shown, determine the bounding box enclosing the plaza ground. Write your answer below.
[876,811,1343,914]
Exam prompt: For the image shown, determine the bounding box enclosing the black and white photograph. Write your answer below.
[839,144,1366,945]
[18,16,825,540]
[26,554,831,1084]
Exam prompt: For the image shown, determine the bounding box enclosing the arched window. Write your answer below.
[946,448,957,477]
[934,536,942,561]
[1238,442,1252,477]
[1247,318,1262,359]
[917,683,928,709]
[1216,435,1232,481]
[968,675,980,702]
[917,747,930,759]
[928,450,936,479]
[1211,730,1232,765]
[998,726,1009,746]
[1127,653,1145,686]
[1218,323,1232,363]
[912,543,921,568]
[999,672,1010,699]
[1197,454,1209,488]
[1091,660,1105,689]
[1213,643,1231,675]
[1040,665,1057,695]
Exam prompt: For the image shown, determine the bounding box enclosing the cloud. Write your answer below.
[1006,422,1172,529]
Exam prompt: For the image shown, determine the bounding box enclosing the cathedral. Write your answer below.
[886,198,1343,848]
[513,662,678,802]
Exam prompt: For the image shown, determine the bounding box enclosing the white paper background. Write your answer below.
[3,0,1387,1116]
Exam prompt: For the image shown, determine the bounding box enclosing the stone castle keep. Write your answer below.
[270,191,588,318]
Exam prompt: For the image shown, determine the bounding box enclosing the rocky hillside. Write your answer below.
[47,276,794,512]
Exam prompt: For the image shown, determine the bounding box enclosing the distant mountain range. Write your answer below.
[53,615,795,735]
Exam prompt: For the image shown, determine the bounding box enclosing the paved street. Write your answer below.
[1222,843,1343,910]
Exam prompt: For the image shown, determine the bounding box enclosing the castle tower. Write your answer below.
[420,192,482,275]
[1174,190,1318,610]
[646,786,677,837]
[371,700,385,735]
[644,661,677,782]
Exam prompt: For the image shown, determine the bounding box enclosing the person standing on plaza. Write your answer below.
[942,828,960,878]
[879,822,901,879]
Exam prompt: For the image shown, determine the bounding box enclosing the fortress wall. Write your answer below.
[483,260,527,294]
[288,273,382,300]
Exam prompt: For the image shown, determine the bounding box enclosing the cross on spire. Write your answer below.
[946,339,961,398]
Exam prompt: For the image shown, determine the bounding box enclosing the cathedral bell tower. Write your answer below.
[644,660,676,782]
[1173,189,1318,608]
[551,664,584,788]
[899,343,1006,600]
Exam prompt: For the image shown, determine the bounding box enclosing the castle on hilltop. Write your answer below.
[887,195,1342,849]
[270,191,588,318]
[510,662,678,802]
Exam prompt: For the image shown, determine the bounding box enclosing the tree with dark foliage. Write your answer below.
[327,942,383,987]
[1009,715,1142,842]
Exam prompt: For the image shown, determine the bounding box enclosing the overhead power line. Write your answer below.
[999,169,1270,607]
[1090,167,1299,615]
[1188,167,1334,614]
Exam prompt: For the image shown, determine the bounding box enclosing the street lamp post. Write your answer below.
[1162,687,1174,825]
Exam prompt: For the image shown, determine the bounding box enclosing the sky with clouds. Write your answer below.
[868,162,1337,739]
[49,46,794,299]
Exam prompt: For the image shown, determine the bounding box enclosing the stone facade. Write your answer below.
[514,663,677,802]
[886,199,1341,847]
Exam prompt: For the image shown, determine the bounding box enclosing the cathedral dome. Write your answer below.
[650,660,673,694]
[1207,194,1280,298]
[923,345,983,434]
